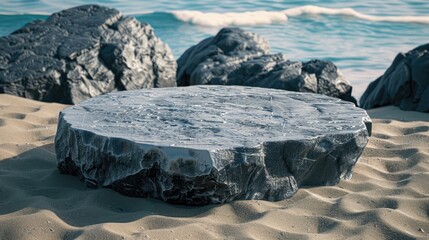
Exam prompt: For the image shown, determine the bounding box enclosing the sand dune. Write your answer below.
[0,94,428,240]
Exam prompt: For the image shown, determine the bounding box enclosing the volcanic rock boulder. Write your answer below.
[55,85,371,205]
[360,43,429,112]
[0,4,177,104]
[177,28,357,104]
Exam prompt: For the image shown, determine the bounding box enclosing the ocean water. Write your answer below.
[1,0,428,99]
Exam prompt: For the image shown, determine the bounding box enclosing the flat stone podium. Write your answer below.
[55,86,371,205]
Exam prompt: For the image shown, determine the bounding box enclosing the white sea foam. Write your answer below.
[172,5,429,26]
[171,10,288,27]
[282,5,429,24]
[2,5,429,26]
[0,11,50,16]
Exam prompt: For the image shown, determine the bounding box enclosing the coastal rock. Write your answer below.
[360,43,429,112]
[55,85,371,205]
[0,5,176,104]
[177,28,357,104]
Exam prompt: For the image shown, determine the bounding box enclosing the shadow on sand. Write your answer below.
[0,144,217,228]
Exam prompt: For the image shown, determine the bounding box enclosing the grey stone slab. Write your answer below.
[0,5,176,104]
[55,85,371,205]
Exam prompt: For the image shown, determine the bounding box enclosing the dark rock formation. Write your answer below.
[177,28,357,104]
[55,85,371,205]
[0,5,176,104]
[360,43,429,112]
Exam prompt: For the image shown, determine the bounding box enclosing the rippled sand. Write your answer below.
[0,94,428,240]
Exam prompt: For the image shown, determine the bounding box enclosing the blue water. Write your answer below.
[1,0,428,99]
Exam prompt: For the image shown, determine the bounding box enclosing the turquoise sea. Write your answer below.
[1,0,428,99]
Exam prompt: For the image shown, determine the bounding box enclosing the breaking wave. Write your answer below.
[172,5,429,26]
[1,5,428,27]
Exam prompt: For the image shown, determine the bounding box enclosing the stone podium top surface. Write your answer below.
[61,85,371,150]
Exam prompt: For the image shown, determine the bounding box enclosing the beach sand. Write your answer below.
[0,93,428,240]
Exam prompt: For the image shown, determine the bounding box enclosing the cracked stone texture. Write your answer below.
[0,4,177,104]
[55,85,371,205]
[177,27,357,105]
[360,43,429,112]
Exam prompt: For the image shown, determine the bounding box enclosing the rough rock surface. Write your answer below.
[360,43,429,112]
[0,5,177,104]
[177,28,357,104]
[55,85,371,205]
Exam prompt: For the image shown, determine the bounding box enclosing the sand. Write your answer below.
[0,93,428,240]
